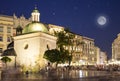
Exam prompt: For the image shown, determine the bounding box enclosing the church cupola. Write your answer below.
[31,6,40,22]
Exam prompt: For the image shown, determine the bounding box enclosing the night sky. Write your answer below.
[0,0,120,58]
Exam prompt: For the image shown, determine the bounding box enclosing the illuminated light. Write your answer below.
[0,56,2,59]
[85,71,88,77]
[32,24,43,31]
[79,70,83,78]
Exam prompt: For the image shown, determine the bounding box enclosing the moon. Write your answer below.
[97,16,107,25]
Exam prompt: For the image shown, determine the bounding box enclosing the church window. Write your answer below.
[24,44,28,49]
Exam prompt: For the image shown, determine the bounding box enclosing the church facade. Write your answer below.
[13,7,57,72]
[14,32,56,72]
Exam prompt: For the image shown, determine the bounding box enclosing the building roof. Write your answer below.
[22,22,48,34]
[0,14,13,18]
[7,41,14,49]
[2,48,17,56]
[2,41,16,56]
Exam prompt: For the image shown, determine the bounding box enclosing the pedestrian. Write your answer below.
[25,70,29,77]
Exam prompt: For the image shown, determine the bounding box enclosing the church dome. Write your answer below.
[22,22,48,34]
[22,7,48,34]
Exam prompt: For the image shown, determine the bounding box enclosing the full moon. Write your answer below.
[97,16,107,25]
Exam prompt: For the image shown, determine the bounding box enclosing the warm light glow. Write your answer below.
[32,24,42,31]
[79,70,83,77]
[14,32,56,72]
[32,11,40,22]
[49,28,63,35]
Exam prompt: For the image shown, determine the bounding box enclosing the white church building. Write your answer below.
[2,7,57,72]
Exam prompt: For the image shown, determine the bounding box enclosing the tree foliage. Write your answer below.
[44,49,70,65]
[1,56,12,68]
[1,56,11,63]
[55,28,75,49]
[44,49,61,63]
[44,28,75,66]
[54,28,75,65]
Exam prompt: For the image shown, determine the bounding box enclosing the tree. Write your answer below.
[44,28,75,67]
[1,56,12,69]
[54,28,75,66]
[44,49,61,67]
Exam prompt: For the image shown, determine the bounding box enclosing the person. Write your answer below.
[46,62,51,71]
[25,70,29,77]
[46,66,49,71]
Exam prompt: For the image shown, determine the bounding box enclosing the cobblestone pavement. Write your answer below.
[0,70,120,81]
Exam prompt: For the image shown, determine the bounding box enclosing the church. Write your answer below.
[2,7,57,72]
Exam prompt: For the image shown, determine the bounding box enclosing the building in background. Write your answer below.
[112,33,120,64]
[100,51,107,64]
[69,34,83,66]
[95,47,108,65]
[95,46,101,64]
[0,15,14,55]
[48,24,64,35]
[65,34,98,66]
[82,36,96,65]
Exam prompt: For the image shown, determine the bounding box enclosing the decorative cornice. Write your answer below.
[14,32,57,41]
